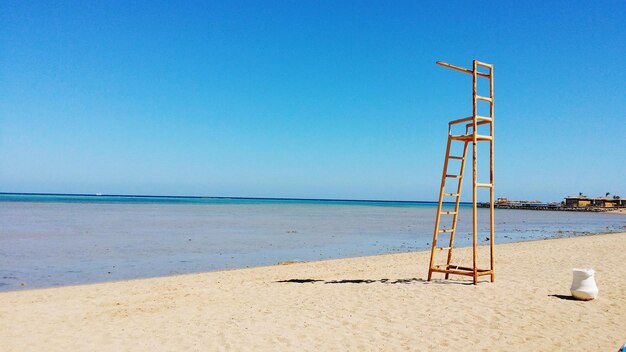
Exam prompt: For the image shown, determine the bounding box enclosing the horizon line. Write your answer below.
[0,191,472,205]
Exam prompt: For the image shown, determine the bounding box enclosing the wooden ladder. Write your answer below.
[427,60,495,285]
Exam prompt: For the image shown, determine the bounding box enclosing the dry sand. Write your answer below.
[1,233,625,351]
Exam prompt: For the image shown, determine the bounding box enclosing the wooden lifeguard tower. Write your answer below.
[427,59,495,285]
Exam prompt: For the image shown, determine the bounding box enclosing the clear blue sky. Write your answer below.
[1,1,624,201]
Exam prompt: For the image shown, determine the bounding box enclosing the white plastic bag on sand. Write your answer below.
[570,268,598,301]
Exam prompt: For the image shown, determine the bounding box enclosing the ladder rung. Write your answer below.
[441,211,457,215]
[439,229,454,233]
[445,174,461,178]
[448,156,464,160]
[435,247,452,251]
[476,96,493,103]
[477,183,493,188]
[449,116,492,126]
[443,193,459,197]
[430,267,493,277]
[447,265,492,273]
[450,134,492,141]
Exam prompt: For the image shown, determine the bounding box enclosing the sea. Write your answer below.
[1,193,624,291]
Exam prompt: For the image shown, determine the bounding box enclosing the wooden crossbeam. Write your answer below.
[436,61,491,78]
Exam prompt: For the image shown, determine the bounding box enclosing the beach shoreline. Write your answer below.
[1,232,625,351]
[3,198,625,291]
[3,229,625,294]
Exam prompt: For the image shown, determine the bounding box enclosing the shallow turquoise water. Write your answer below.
[1,194,624,291]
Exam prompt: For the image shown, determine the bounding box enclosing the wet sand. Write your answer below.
[1,232,624,351]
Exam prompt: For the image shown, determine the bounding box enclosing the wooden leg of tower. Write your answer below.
[427,257,434,280]
[490,139,495,283]
[472,60,478,285]
[489,67,495,282]
[489,200,495,282]
[472,151,478,286]
[472,164,478,286]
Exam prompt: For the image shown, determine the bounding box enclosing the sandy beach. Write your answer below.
[1,232,624,351]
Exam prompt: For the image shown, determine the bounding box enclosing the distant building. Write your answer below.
[564,195,625,208]
[564,196,591,207]
[496,197,509,205]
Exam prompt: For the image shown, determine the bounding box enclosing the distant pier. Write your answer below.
[479,195,625,212]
